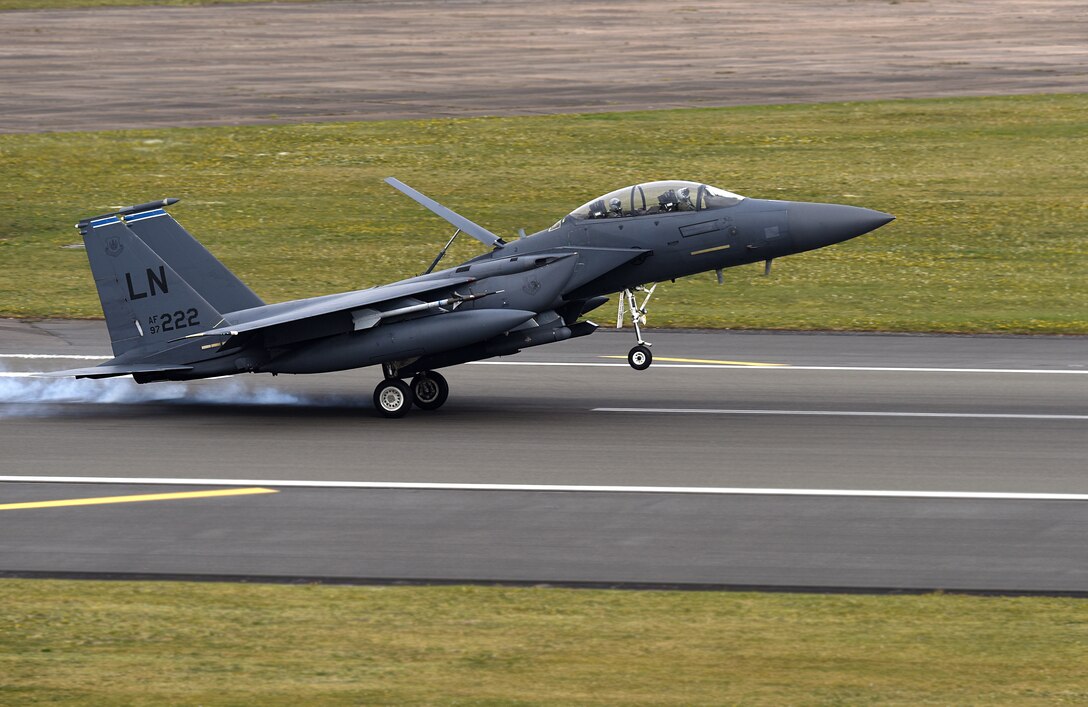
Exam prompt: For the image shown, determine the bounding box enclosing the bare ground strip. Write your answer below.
[1,0,1086,133]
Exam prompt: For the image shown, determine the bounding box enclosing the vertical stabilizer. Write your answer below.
[79,215,222,356]
[123,207,264,312]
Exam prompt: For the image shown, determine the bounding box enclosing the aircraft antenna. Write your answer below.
[423,229,461,275]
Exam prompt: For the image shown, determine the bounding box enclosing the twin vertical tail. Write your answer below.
[77,200,263,357]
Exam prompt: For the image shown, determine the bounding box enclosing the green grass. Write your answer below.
[0,0,317,11]
[1,94,1086,333]
[1,580,1086,705]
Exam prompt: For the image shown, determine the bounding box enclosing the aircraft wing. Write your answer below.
[183,275,477,341]
[385,177,506,248]
[38,363,194,379]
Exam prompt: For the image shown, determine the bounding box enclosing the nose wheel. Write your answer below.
[627,344,652,370]
[617,284,657,370]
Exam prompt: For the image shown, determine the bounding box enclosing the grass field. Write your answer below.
[1,580,1086,705]
[1,94,1085,333]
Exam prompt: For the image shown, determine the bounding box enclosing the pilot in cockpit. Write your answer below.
[658,190,679,212]
[677,186,695,211]
[608,198,624,217]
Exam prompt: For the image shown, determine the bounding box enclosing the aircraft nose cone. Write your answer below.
[788,202,894,253]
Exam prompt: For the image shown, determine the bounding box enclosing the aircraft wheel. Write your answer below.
[628,344,652,371]
[411,371,449,411]
[373,378,412,418]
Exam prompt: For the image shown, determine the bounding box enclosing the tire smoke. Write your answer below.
[0,368,316,417]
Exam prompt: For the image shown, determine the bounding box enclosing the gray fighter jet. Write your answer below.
[60,179,893,416]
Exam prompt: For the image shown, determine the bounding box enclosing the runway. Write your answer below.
[1,320,1085,592]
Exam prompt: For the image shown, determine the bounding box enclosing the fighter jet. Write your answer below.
[59,178,893,416]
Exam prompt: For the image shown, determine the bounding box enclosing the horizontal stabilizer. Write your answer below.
[385,177,505,248]
[38,363,194,380]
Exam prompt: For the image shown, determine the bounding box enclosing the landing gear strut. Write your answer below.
[617,284,657,370]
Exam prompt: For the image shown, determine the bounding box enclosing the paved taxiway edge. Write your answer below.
[3,570,1087,598]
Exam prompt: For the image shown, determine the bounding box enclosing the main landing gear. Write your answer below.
[372,369,449,418]
[409,371,449,411]
[373,378,411,418]
[617,284,657,371]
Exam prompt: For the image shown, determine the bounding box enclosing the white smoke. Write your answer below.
[0,367,341,417]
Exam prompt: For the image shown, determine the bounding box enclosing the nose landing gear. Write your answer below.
[627,344,652,370]
[617,284,657,370]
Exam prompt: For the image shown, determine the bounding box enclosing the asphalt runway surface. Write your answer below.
[2,0,1085,598]
[2,0,1087,133]
[1,319,1086,592]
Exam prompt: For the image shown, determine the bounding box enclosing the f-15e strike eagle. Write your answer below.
[59,178,893,416]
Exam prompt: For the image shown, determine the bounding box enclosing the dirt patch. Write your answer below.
[1,0,1086,133]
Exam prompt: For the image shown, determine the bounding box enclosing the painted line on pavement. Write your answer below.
[0,487,278,511]
[601,355,786,366]
[471,361,1088,374]
[4,353,1085,375]
[593,407,1088,421]
[1,476,1087,502]
[0,354,110,360]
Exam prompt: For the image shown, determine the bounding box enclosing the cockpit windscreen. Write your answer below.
[568,181,745,220]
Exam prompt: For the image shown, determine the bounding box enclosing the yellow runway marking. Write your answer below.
[0,487,278,511]
[602,356,788,367]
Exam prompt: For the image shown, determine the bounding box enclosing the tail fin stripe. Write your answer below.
[124,209,167,223]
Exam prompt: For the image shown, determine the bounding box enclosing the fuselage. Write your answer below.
[466,192,893,301]
[96,180,893,383]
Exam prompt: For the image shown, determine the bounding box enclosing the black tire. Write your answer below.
[411,371,449,411]
[373,378,412,418]
[628,344,652,371]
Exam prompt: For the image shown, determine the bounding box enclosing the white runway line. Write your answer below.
[594,408,1088,421]
[471,361,1088,375]
[0,354,110,360]
[1,353,1084,375]
[2,476,1088,501]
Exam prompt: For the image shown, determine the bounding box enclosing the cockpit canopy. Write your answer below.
[568,180,745,221]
